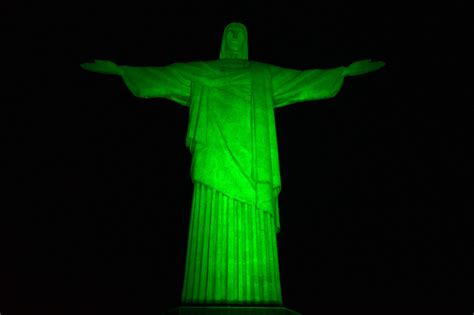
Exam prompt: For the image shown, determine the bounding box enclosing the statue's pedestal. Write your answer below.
[164,306,301,315]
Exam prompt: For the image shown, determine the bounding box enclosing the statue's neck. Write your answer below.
[226,51,243,59]
[219,58,249,68]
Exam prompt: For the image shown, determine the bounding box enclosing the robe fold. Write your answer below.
[120,59,345,304]
[121,60,344,232]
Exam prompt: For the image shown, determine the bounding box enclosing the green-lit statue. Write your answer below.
[81,22,385,311]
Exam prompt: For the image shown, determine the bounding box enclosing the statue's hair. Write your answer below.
[219,22,248,60]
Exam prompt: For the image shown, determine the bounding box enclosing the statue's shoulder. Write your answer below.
[171,60,214,69]
[249,60,265,65]
[181,60,277,74]
[249,60,282,72]
[165,60,218,77]
[249,61,285,77]
[249,60,271,68]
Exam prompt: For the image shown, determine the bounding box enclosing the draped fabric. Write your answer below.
[186,61,283,232]
[119,59,345,305]
[122,60,343,233]
[181,182,282,305]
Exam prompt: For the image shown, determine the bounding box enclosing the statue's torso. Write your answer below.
[190,60,261,200]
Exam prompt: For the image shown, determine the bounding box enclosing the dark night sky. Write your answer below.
[1,2,472,315]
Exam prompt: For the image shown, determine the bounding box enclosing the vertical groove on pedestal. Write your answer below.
[245,201,253,302]
[237,201,244,302]
[260,207,270,302]
[266,210,279,302]
[215,190,223,302]
[181,182,282,305]
[222,193,229,302]
[197,186,210,301]
[182,182,197,302]
[189,183,202,302]
[190,184,199,301]
[227,197,235,302]
[243,202,250,302]
[206,189,218,301]
[251,200,261,302]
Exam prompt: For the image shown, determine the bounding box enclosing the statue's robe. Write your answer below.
[120,59,345,304]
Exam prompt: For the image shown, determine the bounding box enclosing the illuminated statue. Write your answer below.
[81,22,385,309]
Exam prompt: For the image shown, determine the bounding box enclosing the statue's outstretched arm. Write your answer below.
[343,59,386,77]
[81,59,194,106]
[81,60,124,75]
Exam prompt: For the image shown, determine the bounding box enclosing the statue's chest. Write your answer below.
[209,68,252,103]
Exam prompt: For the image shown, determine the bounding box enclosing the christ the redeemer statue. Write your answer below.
[81,22,385,308]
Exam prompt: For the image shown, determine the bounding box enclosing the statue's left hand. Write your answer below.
[343,59,386,77]
[80,59,124,75]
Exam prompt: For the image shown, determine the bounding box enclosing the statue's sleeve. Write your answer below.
[270,65,345,108]
[119,63,192,106]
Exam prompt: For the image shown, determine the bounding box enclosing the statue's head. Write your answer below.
[220,22,248,60]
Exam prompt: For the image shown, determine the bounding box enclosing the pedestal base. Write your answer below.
[164,306,301,315]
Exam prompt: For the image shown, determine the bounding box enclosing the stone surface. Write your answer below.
[163,306,301,315]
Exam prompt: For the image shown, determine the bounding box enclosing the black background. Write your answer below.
[2,2,472,314]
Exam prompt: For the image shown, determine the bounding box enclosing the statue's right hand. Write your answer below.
[80,59,123,75]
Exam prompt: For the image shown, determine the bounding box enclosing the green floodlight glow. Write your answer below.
[81,22,385,308]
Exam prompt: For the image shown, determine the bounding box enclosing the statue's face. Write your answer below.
[225,26,245,52]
